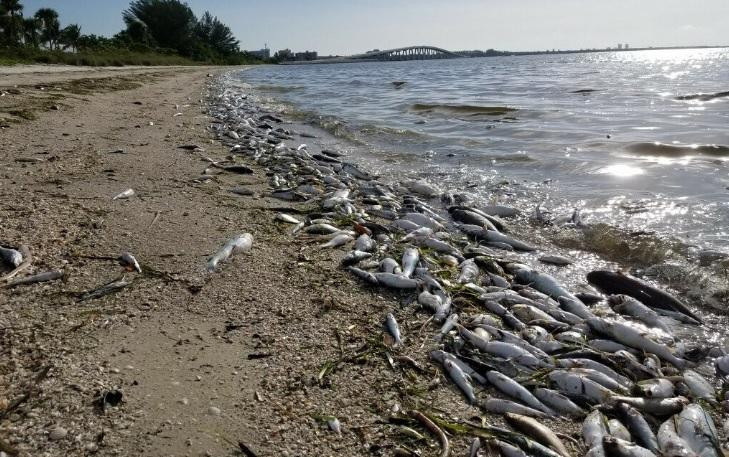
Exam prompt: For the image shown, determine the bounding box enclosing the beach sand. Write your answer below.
[0,66,507,456]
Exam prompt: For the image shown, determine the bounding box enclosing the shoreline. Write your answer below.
[1,65,727,457]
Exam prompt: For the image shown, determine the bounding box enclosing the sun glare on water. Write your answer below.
[598,164,645,177]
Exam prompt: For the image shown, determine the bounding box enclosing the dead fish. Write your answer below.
[443,359,476,403]
[608,419,632,441]
[119,252,142,273]
[458,258,479,284]
[616,402,660,454]
[480,398,549,419]
[275,213,301,224]
[401,248,419,277]
[206,233,253,272]
[320,234,353,248]
[374,273,419,289]
[230,187,256,196]
[635,378,675,398]
[341,250,372,267]
[603,436,657,457]
[676,404,722,457]
[354,234,375,252]
[78,277,131,302]
[379,257,401,274]
[271,189,307,201]
[326,417,341,435]
[505,413,572,457]
[539,255,573,266]
[113,188,135,200]
[385,313,402,345]
[304,224,340,235]
[608,396,689,416]
[486,371,555,415]
[348,266,378,285]
[608,295,671,334]
[0,246,23,268]
[534,388,586,418]
[430,350,487,385]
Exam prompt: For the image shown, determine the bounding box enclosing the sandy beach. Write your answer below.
[0,65,452,456]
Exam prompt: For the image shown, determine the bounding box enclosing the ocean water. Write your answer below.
[238,48,729,255]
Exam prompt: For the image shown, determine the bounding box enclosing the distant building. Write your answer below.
[294,51,318,61]
[625,43,630,49]
[249,47,270,59]
[618,43,623,50]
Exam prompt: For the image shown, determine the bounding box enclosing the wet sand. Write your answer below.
[0,66,498,456]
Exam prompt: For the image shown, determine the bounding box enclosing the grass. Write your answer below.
[0,47,201,67]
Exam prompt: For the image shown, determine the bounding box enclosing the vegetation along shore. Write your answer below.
[0,0,263,66]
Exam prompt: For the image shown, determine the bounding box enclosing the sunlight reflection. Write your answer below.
[598,164,645,177]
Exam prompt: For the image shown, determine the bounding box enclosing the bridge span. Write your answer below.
[282,46,466,65]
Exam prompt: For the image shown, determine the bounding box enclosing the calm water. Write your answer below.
[239,48,729,251]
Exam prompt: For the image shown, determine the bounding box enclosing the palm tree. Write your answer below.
[1,0,23,45]
[123,0,196,54]
[34,7,60,50]
[60,24,81,52]
[22,17,40,47]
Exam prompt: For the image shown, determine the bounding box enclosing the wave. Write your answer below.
[255,84,303,93]
[359,124,428,139]
[675,90,729,102]
[626,142,729,157]
[409,103,517,118]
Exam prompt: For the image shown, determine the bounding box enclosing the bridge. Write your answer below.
[351,46,465,61]
[281,46,466,65]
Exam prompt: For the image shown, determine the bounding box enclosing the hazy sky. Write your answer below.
[19,0,729,55]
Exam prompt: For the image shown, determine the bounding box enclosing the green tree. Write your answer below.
[59,23,81,52]
[195,11,239,56]
[34,7,60,50]
[22,17,40,47]
[1,0,24,45]
[122,0,195,54]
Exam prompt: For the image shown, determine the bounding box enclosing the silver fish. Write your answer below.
[635,378,675,398]
[608,419,632,441]
[609,295,671,334]
[207,233,253,272]
[119,252,142,273]
[443,359,476,403]
[354,234,376,252]
[608,396,689,416]
[603,436,657,457]
[385,313,402,345]
[486,370,554,415]
[534,387,586,418]
[681,369,715,402]
[676,404,721,457]
[658,417,698,457]
[320,234,353,248]
[617,402,659,454]
[480,398,549,419]
[549,370,614,404]
[341,250,372,267]
[586,317,688,369]
[112,188,135,200]
[348,266,378,285]
[275,213,301,224]
[374,273,419,289]
[430,350,487,385]
[401,248,419,277]
[457,258,479,284]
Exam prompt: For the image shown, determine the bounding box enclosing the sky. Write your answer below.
[18,0,729,55]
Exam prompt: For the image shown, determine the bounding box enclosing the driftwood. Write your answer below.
[2,270,65,289]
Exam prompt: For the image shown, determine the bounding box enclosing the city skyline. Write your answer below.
[17,0,729,56]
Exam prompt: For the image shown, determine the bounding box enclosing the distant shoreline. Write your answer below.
[283,44,729,65]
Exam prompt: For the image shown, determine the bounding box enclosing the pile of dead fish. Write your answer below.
[207,79,728,457]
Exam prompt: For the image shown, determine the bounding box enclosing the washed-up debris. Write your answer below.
[112,188,135,200]
[0,245,23,268]
[77,276,132,302]
[119,252,142,273]
[95,389,123,413]
[206,233,253,272]
[0,245,32,282]
[207,82,726,457]
[178,144,205,151]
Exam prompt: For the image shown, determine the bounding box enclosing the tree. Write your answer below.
[1,0,24,45]
[59,23,81,52]
[123,0,196,54]
[195,11,239,56]
[22,17,40,47]
[34,7,60,50]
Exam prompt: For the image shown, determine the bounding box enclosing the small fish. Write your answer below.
[616,403,659,454]
[119,252,142,273]
[635,378,675,398]
[341,250,372,267]
[0,246,23,268]
[207,233,253,272]
[374,273,418,289]
[486,370,554,415]
[354,234,375,252]
[401,248,419,277]
[608,419,632,442]
[304,223,340,235]
[603,436,657,457]
[348,266,378,285]
[443,359,476,403]
[385,313,402,346]
[326,416,341,435]
[275,213,301,224]
[539,255,573,266]
[534,388,586,418]
[113,188,135,200]
[504,413,572,457]
[480,398,549,419]
[379,257,401,274]
[320,234,353,248]
[608,396,689,416]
